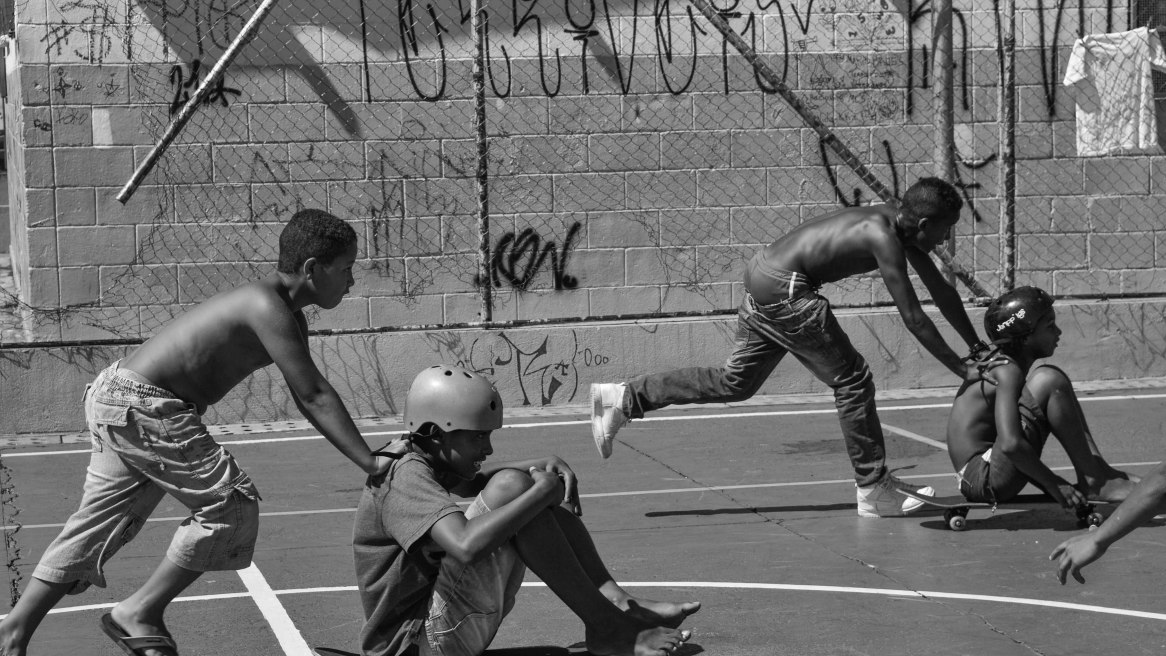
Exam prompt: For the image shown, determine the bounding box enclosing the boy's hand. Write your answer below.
[1050,534,1107,584]
[1054,482,1087,509]
[533,456,583,516]
[528,467,566,508]
[368,454,394,476]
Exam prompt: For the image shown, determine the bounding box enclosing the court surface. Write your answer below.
[4,381,1166,656]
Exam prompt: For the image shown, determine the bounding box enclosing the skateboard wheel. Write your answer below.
[1087,512,1104,527]
[943,509,967,531]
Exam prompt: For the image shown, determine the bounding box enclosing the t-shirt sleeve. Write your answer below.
[1149,28,1166,73]
[1063,37,1089,87]
[382,457,462,553]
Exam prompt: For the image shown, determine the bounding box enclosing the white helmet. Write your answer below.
[404,365,503,433]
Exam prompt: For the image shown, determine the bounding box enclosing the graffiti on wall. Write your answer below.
[476,222,583,292]
[423,329,612,406]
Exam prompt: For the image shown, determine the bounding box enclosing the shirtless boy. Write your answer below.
[356,365,698,656]
[946,286,1136,508]
[591,177,989,517]
[0,209,392,656]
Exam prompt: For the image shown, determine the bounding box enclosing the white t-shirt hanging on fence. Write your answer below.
[1063,27,1166,156]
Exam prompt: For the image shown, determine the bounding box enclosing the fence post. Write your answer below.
[472,0,492,323]
[932,0,957,286]
[998,0,1017,292]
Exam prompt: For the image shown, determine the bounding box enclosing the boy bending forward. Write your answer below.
[355,365,699,656]
[946,286,1136,507]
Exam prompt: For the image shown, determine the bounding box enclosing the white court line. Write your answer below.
[11,581,1166,623]
[7,462,1163,532]
[881,423,949,450]
[236,563,315,656]
[10,392,1166,458]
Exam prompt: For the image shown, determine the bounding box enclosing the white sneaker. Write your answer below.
[856,472,935,518]
[590,383,631,458]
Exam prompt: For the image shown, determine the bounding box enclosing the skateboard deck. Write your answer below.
[901,490,1108,531]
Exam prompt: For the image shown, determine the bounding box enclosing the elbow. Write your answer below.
[997,440,1024,459]
[445,540,489,566]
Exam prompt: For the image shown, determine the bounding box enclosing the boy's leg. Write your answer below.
[1027,365,1138,501]
[479,470,691,656]
[98,401,259,651]
[543,502,699,628]
[591,297,787,457]
[770,300,933,516]
[107,559,199,656]
[0,429,167,655]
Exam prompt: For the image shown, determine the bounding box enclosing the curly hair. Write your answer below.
[277,209,357,274]
[897,177,963,232]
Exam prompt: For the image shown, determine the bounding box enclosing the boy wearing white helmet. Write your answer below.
[946,286,1138,507]
[353,365,699,656]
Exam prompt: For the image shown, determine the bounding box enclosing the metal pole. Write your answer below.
[932,0,957,285]
[472,0,492,322]
[999,0,1017,291]
[115,0,279,204]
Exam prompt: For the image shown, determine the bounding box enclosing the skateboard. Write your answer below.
[900,490,1107,532]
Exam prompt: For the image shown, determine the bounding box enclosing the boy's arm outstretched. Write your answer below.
[249,291,389,476]
[1051,462,1166,584]
[873,234,972,380]
[905,246,984,351]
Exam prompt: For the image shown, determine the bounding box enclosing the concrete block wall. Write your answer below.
[1,0,1164,348]
[4,295,1166,435]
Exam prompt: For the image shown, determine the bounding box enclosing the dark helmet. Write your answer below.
[404,365,503,433]
[984,286,1054,342]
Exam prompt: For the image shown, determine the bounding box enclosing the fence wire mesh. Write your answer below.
[2,0,1166,344]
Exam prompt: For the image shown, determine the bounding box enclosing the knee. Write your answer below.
[832,361,874,395]
[481,468,535,508]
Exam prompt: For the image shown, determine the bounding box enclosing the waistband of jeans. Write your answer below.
[747,258,819,304]
[97,361,178,401]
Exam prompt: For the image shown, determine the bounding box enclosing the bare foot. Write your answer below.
[1083,474,1139,502]
[0,628,27,656]
[109,604,178,656]
[586,622,691,656]
[624,598,701,628]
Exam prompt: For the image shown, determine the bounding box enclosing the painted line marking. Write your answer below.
[881,423,948,450]
[11,581,1166,623]
[8,392,1166,458]
[6,462,1161,532]
[237,563,315,656]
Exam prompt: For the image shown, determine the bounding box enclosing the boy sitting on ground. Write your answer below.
[354,365,699,656]
[946,286,1137,508]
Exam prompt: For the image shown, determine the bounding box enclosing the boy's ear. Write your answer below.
[301,256,319,280]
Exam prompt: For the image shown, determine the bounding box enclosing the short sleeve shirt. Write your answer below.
[1063,27,1166,156]
[354,453,462,656]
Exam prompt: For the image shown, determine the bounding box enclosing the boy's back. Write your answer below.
[120,279,298,412]
[355,453,462,656]
[758,205,902,284]
[947,379,1003,473]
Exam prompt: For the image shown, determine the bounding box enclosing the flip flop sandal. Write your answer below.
[100,613,178,655]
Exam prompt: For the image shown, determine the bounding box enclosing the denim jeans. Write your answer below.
[419,495,526,656]
[34,362,261,593]
[627,268,887,486]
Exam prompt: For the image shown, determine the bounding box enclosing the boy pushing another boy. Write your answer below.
[0,209,392,656]
[355,365,699,656]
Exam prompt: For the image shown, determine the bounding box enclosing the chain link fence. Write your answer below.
[2,0,1165,344]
